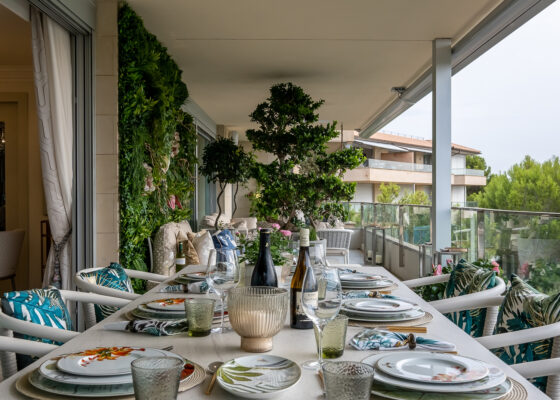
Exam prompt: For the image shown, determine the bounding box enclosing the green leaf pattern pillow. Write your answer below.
[443,260,497,338]
[492,275,559,392]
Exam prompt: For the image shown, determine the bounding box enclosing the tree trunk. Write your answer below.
[232,183,239,217]
[215,182,226,230]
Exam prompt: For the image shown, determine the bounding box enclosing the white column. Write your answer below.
[431,38,452,253]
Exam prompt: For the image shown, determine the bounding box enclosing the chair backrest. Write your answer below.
[75,267,138,300]
[316,229,352,249]
[0,229,25,278]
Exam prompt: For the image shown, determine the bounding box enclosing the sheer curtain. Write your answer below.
[30,8,73,290]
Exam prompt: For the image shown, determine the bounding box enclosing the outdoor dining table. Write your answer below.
[0,265,550,399]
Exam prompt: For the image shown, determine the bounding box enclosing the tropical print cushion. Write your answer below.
[78,262,133,322]
[443,259,496,338]
[1,287,72,369]
[212,229,237,250]
[492,275,559,392]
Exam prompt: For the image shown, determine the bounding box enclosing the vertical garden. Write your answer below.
[118,3,197,286]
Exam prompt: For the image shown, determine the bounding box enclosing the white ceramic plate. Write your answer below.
[377,352,489,384]
[342,308,425,322]
[341,279,394,289]
[217,355,301,399]
[146,297,187,311]
[137,303,186,316]
[339,272,383,281]
[362,354,506,393]
[344,298,414,313]
[29,370,134,397]
[131,306,186,321]
[56,347,175,377]
[370,378,513,400]
[40,352,191,386]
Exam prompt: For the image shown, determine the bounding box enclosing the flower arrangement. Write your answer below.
[238,224,292,265]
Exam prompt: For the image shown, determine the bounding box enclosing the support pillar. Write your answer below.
[431,38,452,253]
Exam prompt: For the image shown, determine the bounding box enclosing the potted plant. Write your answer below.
[200,137,254,229]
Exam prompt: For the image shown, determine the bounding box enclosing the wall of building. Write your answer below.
[95,0,119,267]
[452,185,466,205]
[452,154,466,169]
[380,151,414,163]
[353,183,374,203]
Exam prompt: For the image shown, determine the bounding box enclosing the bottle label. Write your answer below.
[295,291,318,320]
[175,257,186,265]
[300,228,310,247]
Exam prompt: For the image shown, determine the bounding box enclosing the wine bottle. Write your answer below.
[175,241,186,272]
[290,228,317,329]
[250,228,278,287]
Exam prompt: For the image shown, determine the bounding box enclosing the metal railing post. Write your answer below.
[399,205,405,267]
[477,210,485,260]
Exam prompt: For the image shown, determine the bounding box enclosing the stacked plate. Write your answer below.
[175,271,207,285]
[339,272,394,290]
[362,352,514,400]
[130,297,225,321]
[26,346,196,398]
[341,297,425,323]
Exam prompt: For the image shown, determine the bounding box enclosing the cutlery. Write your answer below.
[205,361,223,395]
[160,345,174,351]
[376,325,427,333]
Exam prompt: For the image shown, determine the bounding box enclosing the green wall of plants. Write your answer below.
[118,3,197,288]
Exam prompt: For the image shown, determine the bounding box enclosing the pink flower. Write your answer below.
[167,195,176,210]
[433,264,443,276]
[446,259,453,266]
[279,230,292,237]
[519,262,530,277]
[491,260,499,268]
[492,266,500,273]
[271,223,281,230]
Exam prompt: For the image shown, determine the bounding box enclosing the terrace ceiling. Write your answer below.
[128,0,503,133]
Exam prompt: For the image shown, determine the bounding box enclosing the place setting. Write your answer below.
[339,271,398,291]
[360,351,527,400]
[340,296,433,328]
[15,346,206,399]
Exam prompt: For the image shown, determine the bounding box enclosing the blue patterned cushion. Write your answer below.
[492,275,559,392]
[1,287,73,369]
[212,229,237,250]
[443,259,496,338]
[78,263,133,322]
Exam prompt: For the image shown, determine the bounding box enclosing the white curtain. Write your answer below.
[30,8,73,290]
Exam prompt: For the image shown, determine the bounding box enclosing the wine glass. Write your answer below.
[311,242,327,268]
[301,266,342,370]
[206,248,240,333]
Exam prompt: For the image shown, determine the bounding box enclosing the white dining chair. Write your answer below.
[74,267,168,300]
[0,290,128,378]
[316,229,352,264]
[0,335,58,379]
[0,229,25,290]
[435,293,560,399]
[404,274,507,336]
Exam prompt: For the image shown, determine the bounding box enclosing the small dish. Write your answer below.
[344,298,414,313]
[217,355,301,399]
[146,298,186,312]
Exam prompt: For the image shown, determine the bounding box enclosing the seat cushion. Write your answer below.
[78,263,133,322]
[1,287,72,369]
[212,229,237,250]
[443,259,497,338]
[492,275,559,392]
[188,231,215,266]
[153,220,193,276]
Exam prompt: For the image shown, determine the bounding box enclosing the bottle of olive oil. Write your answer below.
[175,242,186,272]
[290,228,317,329]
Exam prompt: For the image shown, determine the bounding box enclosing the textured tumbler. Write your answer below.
[322,361,374,400]
[314,314,348,359]
[131,357,183,400]
[185,298,215,337]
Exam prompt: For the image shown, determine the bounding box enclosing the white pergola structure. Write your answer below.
[128,0,555,253]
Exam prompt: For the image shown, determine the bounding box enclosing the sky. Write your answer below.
[383,1,560,174]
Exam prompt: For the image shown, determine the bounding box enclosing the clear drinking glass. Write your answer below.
[314,314,348,359]
[301,266,342,370]
[131,356,183,400]
[206,248,240,333]
[322,361,374,400]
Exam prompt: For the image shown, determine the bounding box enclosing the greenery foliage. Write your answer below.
[472,156,560,212]
[200,138,254,228]
[398,190,431,206]
[377,183,400,204]
[238,226,291,265]
[118,4,197,290]
[246,83,365,228]
[466,155,492,200]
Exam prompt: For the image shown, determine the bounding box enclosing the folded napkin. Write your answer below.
[350,329,456,352]
[160,280,210,294]
[104,319,188,336]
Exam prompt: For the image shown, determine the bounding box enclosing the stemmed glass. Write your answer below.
[301,266,342,370]
[206,248,240,333]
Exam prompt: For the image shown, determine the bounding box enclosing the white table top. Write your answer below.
[0,265,550,399]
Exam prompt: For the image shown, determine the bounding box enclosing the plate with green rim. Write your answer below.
[217,355,301,399]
